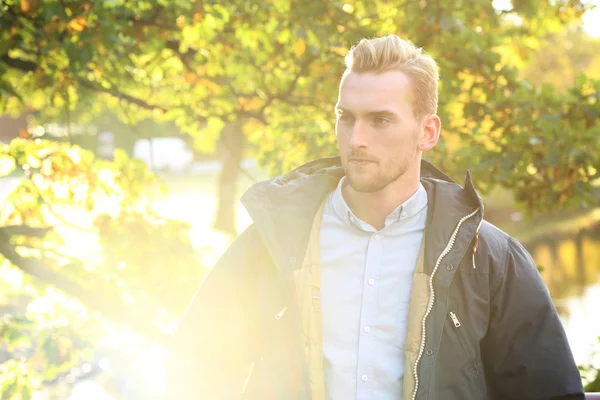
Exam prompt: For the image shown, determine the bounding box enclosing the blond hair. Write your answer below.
[344,35,439,120]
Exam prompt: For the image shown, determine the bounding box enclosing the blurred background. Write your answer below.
[1,0,600,398]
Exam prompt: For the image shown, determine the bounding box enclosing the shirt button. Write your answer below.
[361,375,368,382]
[425,349,434,356]
[364,326,371,333]
[374,234,381,240]
[368,278,375,285]
[401,211,408,219]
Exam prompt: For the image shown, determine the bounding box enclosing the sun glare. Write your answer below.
[582,1,600,37]
[493,0,600,38]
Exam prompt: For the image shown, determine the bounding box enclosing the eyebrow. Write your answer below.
[335,106,399,119]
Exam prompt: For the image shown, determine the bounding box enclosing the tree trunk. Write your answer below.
[213,121,246,236]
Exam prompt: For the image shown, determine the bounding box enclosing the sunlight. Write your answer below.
[493,0,600,37]
[583,0,600,37]
[68,381,116,400]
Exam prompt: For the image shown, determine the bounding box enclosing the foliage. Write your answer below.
[0,138,204,397]
[1,0,600,396]
[0,314,95,397]
[579,336,600,392]
[522,27,600,92]
[449,75,600,213]
[1,0,598,212]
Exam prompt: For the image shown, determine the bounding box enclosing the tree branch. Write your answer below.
[2,54,170,114]
[27,176,96,233]
[0,225,52,238]
[1,55,37,72]
[259,54,319,113]
[0,234,170,345]
[77,78,168,112]
[165,39,198,60]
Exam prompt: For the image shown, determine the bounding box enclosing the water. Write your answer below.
[528,234,600,366]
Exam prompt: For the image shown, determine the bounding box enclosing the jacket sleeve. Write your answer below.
[165,225,262,400]
[482,236,585,400]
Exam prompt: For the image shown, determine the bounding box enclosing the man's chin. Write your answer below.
[346,177,383,193]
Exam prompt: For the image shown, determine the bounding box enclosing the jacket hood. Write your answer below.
[241,156,484,279]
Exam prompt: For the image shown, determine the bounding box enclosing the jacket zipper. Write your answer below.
[448,311,485,396]
[274,306,287,320]
[411,208,480,400]
[449,311,461,327]
[240,362,255,398]
[472,218,483,269]
[448,310,476,359]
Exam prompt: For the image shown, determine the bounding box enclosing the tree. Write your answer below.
[0,0,368,234]
[1,0,600,396]
[0,138,205,397]
[3,0,597,230]
[521,27,600,92]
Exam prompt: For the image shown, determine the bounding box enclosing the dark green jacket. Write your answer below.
[166,157,584,399]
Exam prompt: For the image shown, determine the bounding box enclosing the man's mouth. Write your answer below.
[349,158,375,164]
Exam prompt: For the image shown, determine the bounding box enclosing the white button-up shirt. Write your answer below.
[320,177,428,400]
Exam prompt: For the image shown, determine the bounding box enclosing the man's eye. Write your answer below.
[338,114,353,122]
[374,117,390,125]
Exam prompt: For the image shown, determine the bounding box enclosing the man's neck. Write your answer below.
[341,174,420,231]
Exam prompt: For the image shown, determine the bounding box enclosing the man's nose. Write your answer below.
[349,120,368,148]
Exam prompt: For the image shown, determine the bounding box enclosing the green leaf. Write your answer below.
[21,385,33,400]
[0,154,16,176]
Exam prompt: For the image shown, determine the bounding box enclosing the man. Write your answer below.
[166,35,584,399]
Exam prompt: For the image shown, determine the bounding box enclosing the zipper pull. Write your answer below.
[275,306,287,320]
[449,311,461,328]
[472,230,480,269]
[241,362,255,394]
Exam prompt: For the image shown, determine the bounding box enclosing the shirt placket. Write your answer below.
[356,231,384,399]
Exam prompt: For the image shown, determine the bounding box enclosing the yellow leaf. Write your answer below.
[238,97,263,111]
[19,129,31,138]
[198,78,221,92]
[176,15,186,29]
[243,120,265,135]
[0,155,16,176]
[152,108,164,118]
[40,158,53,175]
[193,10,203,24]
[185,71,198,84]
[20,0,38,15]
[294,38,306,58]
[68,17,87,32]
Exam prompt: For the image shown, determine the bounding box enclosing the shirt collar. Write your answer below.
[331,177,428,231]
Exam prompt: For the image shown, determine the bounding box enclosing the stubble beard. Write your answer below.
[345,157,410,193]
[344,133,419,193]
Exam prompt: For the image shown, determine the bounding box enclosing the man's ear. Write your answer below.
[418,114,441,152]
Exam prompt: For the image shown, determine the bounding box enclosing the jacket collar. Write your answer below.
[330,177,429,231]
[241,156,484,278]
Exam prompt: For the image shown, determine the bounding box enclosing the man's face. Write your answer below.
[335,70,423,193]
